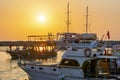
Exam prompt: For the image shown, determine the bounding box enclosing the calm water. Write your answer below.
[0,51,29,80]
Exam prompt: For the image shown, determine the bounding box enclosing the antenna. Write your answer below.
[66,2,71,33]
[86,6,89,34]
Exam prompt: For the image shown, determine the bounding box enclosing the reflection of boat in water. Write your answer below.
[18,47,120,80]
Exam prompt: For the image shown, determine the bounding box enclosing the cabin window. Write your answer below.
[39,67,43,70]
[72,47,78,51]
[53,68,57,71]
[31,66,34,69]
[59,59,80,67]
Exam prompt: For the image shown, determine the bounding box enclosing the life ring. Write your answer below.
[84,48,91,57]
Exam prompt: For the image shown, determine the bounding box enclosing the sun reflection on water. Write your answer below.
[0,51,29,80]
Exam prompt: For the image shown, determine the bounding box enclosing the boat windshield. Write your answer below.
[59,59,80,67]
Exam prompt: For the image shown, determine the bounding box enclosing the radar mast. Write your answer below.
[66,2,71,33]
[86,6,89,34]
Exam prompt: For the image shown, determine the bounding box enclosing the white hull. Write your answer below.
[26,69,58,80]
[22,65,85,80]
[21,65,118,80]
[25,69,100,80]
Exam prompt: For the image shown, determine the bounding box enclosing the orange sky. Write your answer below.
[0,0,120,41]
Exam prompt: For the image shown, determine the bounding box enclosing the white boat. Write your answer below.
[56,5,99,50]
[18,47,120,80]
[56,32,98,49]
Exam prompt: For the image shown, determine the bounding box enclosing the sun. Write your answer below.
[38,15,46,22]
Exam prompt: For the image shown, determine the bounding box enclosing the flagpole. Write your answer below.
[104,30,110,41]
[107,30,110,40]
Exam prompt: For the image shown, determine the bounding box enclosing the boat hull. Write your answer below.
[25,69,59,80]
[25,69,117,80]
[7,51,57,60]
[21,65,113,80]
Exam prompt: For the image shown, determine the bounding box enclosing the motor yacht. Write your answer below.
[18,47,120,80]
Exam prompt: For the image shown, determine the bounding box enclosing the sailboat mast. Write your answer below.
[66,2,70,33]
[86,6,88,34]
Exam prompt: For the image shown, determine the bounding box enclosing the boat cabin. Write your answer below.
[56,32,98,50]
[57,33,97,43]
[59,49,120,78]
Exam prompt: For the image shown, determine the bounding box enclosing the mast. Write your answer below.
[66,2,71,33]
[86,6,89,34]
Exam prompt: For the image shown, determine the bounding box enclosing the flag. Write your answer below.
[107,30,110,39]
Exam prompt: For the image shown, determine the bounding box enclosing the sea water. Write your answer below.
[0,51,29,80]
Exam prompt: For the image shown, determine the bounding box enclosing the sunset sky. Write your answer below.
[0,0,120,41]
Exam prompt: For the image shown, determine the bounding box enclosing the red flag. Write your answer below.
[107,31,110,39]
